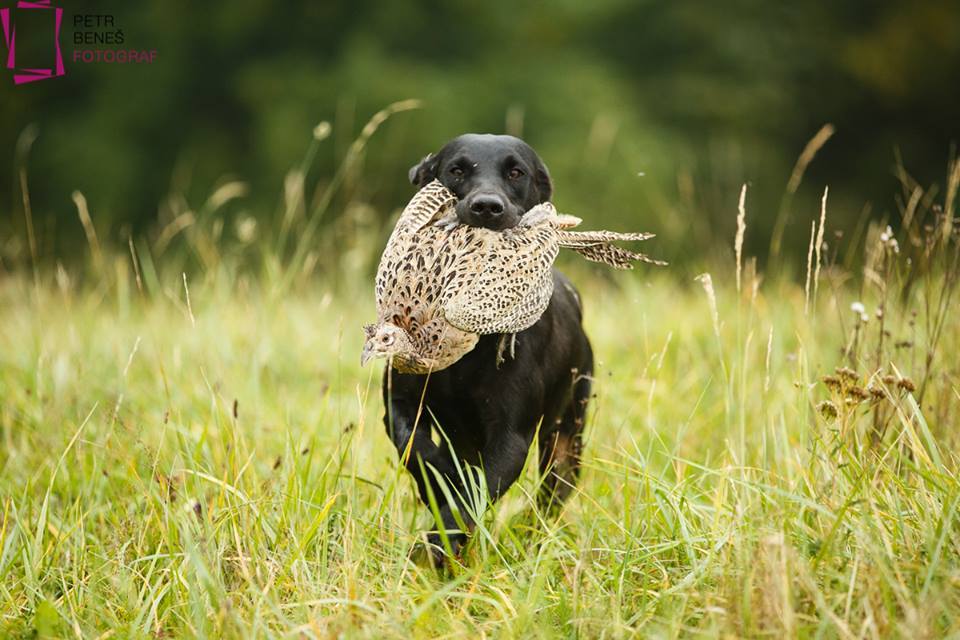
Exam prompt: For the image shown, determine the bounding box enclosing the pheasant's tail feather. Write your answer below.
[568,243,668,269]
[556,229,665,269]
[557,229,656,244]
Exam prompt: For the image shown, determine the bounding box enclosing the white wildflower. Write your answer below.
[235,217,257,243]
[851,301,865,315]
[313,121,331,141]
[879,225,899,253]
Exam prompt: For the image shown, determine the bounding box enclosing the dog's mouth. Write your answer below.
[454,200,523,230]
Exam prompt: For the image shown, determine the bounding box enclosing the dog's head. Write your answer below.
[408,133,553,230]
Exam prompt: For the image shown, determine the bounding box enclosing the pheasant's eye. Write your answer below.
[507,167,524,180]
[381,335,395,346]
[449,166,464,177]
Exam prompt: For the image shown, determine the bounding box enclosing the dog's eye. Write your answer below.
[507,167,524,180]
[449,166,464,177]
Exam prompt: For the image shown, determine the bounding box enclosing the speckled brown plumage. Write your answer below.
[362,180,662,373]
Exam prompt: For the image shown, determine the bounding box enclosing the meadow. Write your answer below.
[2,133,959,638]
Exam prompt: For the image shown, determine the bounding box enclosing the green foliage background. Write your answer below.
[1,0,958,266]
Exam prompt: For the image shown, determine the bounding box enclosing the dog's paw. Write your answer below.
[409,539,444,568]
[422,532,467,570]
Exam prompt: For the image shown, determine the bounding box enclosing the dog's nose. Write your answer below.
[469,195,505,219]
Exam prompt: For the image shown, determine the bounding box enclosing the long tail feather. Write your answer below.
[568,244,667,269]
[557,229,666,269]
[558,229,656,245]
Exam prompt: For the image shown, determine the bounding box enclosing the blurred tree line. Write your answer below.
[1,0,958,270]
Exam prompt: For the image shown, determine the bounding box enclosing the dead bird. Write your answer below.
[361,180,663,374]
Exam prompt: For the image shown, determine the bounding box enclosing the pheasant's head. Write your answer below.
[360,323,415,366]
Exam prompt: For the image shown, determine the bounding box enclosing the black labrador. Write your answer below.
[383,133,593,562]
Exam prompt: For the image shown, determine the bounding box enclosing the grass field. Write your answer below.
[3,161,960,637]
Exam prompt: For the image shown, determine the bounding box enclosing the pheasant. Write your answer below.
[361,180,664,373]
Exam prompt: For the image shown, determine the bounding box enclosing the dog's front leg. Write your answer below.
[428,429,533,563]
[431,430,530,553]
[382,393,472,557]
[479,429,531,501]
[383,396,457,494]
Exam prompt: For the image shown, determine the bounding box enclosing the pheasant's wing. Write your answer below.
[412,316,480,370]
[442,222,559,334]
[375,225,453,324]
[374,181,456,316]
[393,180,458,236]
[557,229,667,269]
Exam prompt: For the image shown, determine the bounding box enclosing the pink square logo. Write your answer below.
[1,1,65,85]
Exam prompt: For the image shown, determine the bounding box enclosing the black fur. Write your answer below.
[408,133,553,231]
[385,134,593,563]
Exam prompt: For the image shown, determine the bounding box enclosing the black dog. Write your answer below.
[383,134,593,561]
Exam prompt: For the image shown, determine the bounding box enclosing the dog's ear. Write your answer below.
[533,157,553,203]
[408,153,438,187]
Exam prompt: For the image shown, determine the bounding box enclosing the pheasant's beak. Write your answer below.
[360,343,374,366]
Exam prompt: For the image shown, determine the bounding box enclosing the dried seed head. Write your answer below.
[846,386,870,401]
[850,301,866,315]
[882,375,897,385]
[817,400,839,420]
[836,367,859,382]
[868,386,886,401]
[821,375,842,392]
[897,378,916,393]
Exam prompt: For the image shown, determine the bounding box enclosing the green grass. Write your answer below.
[2,245,959,637]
